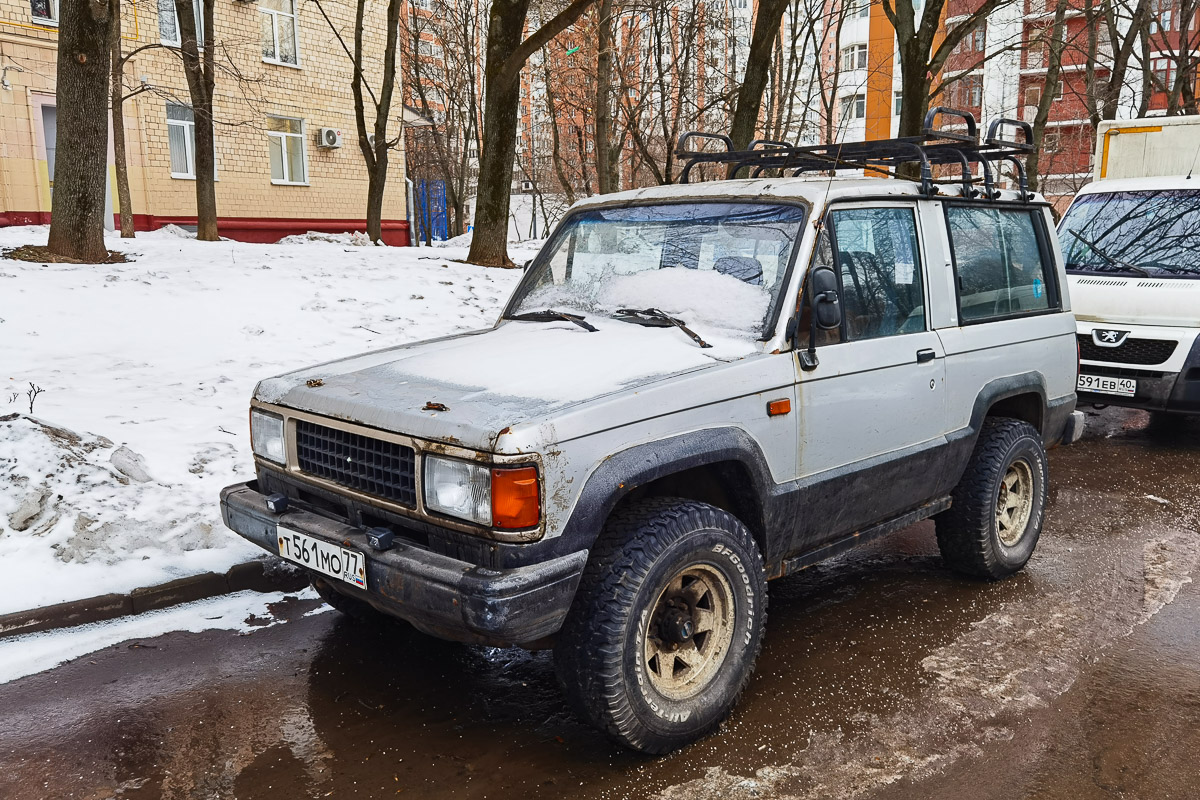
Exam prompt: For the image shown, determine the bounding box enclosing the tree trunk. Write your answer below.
[109,0,134,238]
[176,0,218,241]
[47,0,114,262]
[1027,0,1069,194]
[728,0,789,151]
[467,0,597,267]
[467,0,529,268]
[594,0,614,193]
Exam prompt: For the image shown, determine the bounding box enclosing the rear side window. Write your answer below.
[947,207,1056,323]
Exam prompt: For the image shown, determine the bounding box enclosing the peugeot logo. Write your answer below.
[346,456,353,464]
[1093,329,1129,347]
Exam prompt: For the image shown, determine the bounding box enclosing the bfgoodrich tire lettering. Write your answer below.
[554,498,768,754]
[936,418,1048,579]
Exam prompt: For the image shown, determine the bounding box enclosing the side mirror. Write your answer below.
[810,266,842,330]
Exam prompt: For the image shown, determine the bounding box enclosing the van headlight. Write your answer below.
[250,410,285,464]
[423,456,540,529]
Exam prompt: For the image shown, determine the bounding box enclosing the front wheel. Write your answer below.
[554,499,767,754]
[936,418,1048,579]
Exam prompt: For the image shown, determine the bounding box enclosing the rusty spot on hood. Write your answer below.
[305,378,325,388]
[423,401,449,412]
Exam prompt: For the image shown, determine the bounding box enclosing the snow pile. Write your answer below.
[277,230,376,247]
[0,225,533,614]
[0,415,253,614]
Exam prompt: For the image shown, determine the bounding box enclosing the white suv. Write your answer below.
[221,112,1083,754]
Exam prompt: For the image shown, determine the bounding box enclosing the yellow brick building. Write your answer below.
[0,0,413,244]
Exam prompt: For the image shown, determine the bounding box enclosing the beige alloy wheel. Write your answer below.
[996,458,1035,547]
[643,564,736,701]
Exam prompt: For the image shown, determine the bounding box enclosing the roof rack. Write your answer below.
[675,107,1035,201]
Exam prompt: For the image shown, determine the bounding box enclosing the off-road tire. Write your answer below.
[310,576,390,623]
[936,418,1047,579]
[554,498,768,754]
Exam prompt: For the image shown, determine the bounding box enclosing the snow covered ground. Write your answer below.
[0,226,534,616]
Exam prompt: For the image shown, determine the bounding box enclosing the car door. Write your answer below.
[789,201,949,552]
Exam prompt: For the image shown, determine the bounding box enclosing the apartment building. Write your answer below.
[0,0,413,244]
[827,0,1198,206]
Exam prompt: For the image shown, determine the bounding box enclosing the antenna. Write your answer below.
[1187,130,1200,179]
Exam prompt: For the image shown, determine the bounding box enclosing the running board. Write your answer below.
[777,497,952,578]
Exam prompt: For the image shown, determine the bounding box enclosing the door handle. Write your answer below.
[916,349,936,363]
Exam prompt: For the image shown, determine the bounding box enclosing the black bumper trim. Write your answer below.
[220,482,586,646]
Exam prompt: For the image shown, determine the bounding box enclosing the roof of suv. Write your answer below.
[570,176,1043,210]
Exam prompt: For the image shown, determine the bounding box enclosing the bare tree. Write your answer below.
[467,0,599,268]
[175,0,218,241]
[1081,0,1152,125]
[48,0,115,262]
[109,0,134,238]
[883,0,1014,138]
[729,0,791,150]
[1027,0,1071,193]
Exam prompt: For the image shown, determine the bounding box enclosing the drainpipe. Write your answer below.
[405,177,417,247]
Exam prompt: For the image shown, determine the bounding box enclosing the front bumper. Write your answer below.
[1076,325,1200,414]
[220,482,587,646]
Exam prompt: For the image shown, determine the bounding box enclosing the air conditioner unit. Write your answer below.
[318,127,343,148]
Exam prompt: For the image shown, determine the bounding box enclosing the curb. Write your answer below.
[0,557,309,640]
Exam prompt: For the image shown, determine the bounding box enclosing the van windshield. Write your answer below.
[1059,189,1200,277]
[506,202,809,339]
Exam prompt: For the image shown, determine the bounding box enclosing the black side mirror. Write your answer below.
[810,266,842,330]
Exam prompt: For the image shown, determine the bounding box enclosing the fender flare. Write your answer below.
[556,427,776,555]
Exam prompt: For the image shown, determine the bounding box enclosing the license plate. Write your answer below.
[277,527,367,589]
[1077,374,1136,397]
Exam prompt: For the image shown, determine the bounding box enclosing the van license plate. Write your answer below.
[277,527,367,589]
[1077,374,1136,397]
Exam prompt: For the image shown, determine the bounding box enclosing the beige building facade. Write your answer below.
[0,0,412,244]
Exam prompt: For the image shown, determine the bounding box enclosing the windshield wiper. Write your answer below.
[1067,230,1151,277]
[506,309,598,332]
[613,308,712,348]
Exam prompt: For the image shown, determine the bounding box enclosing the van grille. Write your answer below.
[1077,334,1177,365]
[295,420,417,507]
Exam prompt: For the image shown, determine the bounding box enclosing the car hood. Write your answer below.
[1068,274,1200,327]
[254,318,760,451]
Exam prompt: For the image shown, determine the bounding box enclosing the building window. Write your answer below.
[840,93,867,120]
[1025,86,1042,107]
[1043,132,1061,152]
[855,0,871,19]
[167,104,196,178]
[267,116,307,184]
[955,74,982,107]
[841,44,868,71]
[30,0,58,23]
[893,91,903,116]
[261,0,299,66]
[158,0,204,47]
[1153,57,1177,89]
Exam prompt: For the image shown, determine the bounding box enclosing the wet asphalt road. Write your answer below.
[1,406,1198,800]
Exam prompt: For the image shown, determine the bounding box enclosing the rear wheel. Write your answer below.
[554,498,767,754]
[936,418,1047,579]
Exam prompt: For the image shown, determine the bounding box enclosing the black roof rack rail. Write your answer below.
[674,107,1034,200]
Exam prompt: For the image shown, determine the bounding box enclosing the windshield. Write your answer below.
[507,202,809,339]
[1059,189,1200,277]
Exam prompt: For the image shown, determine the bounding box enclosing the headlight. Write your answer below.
[250,410,285,464]
[424,456,491,525]
[423,456,540,529]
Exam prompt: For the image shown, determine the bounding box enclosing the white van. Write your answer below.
[1060,118,1200,415]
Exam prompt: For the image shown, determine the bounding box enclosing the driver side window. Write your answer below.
[829,207,926,340]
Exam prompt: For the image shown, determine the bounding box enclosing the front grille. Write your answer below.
[1078,334,1177,365]
[295,420,417,507]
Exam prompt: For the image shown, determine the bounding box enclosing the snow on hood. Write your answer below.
[255,318,761,448]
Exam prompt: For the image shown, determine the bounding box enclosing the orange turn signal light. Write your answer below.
[491,466,540,529]
[767,398,791,417]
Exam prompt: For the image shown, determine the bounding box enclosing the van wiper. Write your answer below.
[613,308,712,349]
[506,309,598,332]
[1067,230,1151,277]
